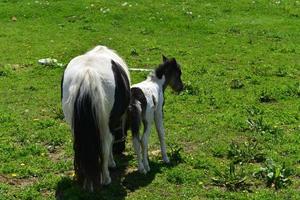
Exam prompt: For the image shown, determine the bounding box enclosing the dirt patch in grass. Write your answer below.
[0,174,37,187]
[183,141,201,153]
[48,150,64,163]
[40,189,54,198]
[48,147,72,164]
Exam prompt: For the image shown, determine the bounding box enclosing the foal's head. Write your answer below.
[155,55,184,92]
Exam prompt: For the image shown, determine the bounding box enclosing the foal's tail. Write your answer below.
[128,101,142,136]
[71,69,104,191]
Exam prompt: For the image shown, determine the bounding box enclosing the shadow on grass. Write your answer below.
[55,154,131,200]
[122,161,165,192]
[55,155,175,200]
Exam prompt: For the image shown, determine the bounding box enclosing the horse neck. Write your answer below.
[147,72,166,92]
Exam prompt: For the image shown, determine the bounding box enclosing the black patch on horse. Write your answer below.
[128,87,147,137]
[155,59,177,79]
[152,95,157,107]
[61,71,65,100]
[131,87,147,112]
[110,60,130,154]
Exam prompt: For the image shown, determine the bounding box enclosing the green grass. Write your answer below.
[0,0,300,199]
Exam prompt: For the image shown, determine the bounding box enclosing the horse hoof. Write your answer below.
[163,157,170,164]
[102,176,111,185]
[109,161,116,168]
[144,164,150,172]
[138,167,147,174]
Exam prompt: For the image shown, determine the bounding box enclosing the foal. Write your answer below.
[128,55,184,174]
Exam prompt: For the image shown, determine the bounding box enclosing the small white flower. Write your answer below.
[100,8,110,13]
[186,11,193,16]
[122,2,128,6]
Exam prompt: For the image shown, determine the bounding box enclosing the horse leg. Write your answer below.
[154,107,170,163]
[132,134,146,174]
[130,103,146,173]
[141,125,151,172]
[141,112,153,172]
[109,135,116,168]
[102,129,112,185]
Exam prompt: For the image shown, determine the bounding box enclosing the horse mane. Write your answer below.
[155,62,169,79]
[155,58,178,79]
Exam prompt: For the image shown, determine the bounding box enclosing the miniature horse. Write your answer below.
[128,55,184,174]
[61,46,130,191]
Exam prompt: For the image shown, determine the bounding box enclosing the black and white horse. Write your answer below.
[61,46,130,191]
[128,55,183,174]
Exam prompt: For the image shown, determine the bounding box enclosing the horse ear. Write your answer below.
[162,55,168,62]
[170,58,177,65]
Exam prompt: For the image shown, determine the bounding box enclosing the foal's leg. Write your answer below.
[132,133,146,174]
[130,106,146,173]
[141,111,154,172]
[154,106,170,163]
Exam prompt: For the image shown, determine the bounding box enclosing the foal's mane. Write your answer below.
[155,61,169,79]
[155,58,178,78]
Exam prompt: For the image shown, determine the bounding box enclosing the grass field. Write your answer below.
[0,0,300,199]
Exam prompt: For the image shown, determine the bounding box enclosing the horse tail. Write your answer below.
[128,87,146,136]
[71,68,104,191]
[128,101,142,136]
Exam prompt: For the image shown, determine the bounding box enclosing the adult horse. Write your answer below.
[61,45,130,191]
